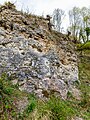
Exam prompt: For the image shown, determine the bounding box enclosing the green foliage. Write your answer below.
[0,73,14,95]
[85,27,90,41]
[26,102,36,113]
[78,50,90,119]
[47,97,75,120]
[19,95,77,120]
[26,94,37,113]
[69,6,90,43]
[85,27,90,36]
[67,91,73,99]
[77,42,90,50]
[0,73,17,119]
[0,73,28,119]
[18,94,37,119]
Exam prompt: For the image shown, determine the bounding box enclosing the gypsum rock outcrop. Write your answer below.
[0,3,78,99]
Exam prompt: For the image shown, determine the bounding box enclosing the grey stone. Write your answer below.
[0,6,79,99]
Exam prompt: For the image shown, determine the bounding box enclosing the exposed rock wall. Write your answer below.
[0,4,78,99]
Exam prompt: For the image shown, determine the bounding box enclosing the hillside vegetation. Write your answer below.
[0,51,90,120]
[0,2,90,120]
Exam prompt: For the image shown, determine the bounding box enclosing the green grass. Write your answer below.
[77,42,90,50]
[20,96,77,120]
[78,50,90,120]
[0,73,17,119]
[46,97,76,120]
[0,73,28,120]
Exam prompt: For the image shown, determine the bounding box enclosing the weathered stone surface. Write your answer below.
[0,6,79,99]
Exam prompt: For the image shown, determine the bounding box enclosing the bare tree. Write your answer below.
[52,8,65,32]
[69,6,90,43]
[80,7,90,42]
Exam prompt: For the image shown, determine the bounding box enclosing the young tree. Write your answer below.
[80,7,90,42]
[81,7,90,28]
[85,27,90,41]
[69,7,81,42]
[52,8,65,32]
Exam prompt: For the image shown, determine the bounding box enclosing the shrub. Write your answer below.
[26,94,37,114]
[0,73,17,119]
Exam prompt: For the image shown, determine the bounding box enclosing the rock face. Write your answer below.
[0,3,78,99]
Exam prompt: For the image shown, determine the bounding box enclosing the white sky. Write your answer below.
[0,0,90,31]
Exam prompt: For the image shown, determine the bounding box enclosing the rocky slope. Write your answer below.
[0,3,78,99]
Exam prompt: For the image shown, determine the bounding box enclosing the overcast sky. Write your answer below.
[0,0,90,31]
[0,0,90,15]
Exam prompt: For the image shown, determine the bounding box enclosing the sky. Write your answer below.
[0,0,90,31]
